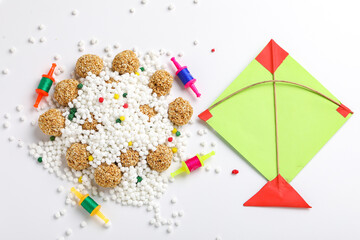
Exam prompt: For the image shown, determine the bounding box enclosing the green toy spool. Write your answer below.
[81,196,99,214]
[37,77,53,93]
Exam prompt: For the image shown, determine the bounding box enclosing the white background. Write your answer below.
[0,0,359,239]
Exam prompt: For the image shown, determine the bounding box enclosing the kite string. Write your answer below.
[273,77,280,176]
[207,80,341,111]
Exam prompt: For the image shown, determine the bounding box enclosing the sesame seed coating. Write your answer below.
[147,145,173,172]
[139,104,157,121]
[38,109,65,136]
[94,163,122,188]
[75,54,104,78]
[82,113,98,131]
[168,97,193,126]
[148,70,173,96]
[66,143,91,170]
[54,79,79,106]
[120,149,140,167]
[112,50,140,75]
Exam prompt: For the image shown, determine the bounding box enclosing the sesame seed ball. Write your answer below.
[148,70,173,96]
[66,143,90,170]
[54,79,79,106]
[168,97,193,126]
[38,109,65,136]
[147,144,173,172]
[94,163,122,188]
[112,50,139,75]
[139,104,157,121]
[82,113,98,131]
[75,54,104,78]
[120,149,140,167]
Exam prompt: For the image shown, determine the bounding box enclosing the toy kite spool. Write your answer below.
[171,151,215,177]
[170,57,201,97]
[71,187,109,224]
[34,63,56,108]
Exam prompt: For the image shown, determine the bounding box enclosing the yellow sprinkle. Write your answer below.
[135,72,140,76]
[78,176,83,183]
[172,147,178,153]
[120,116,125,121]
[172,128,177,134]
[88,155,94,161]
[114,94,119,99]
[128,141,133,146]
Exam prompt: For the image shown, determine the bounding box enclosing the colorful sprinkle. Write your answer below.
[68,114,74,121]
[123,93,128,98]
[168,137,173,142]
[172,128,177,134]
[120,116,125,121]
[77,83,83,89]
[50,136,55,141]
[232,169,239,175]
[172,147,178,153]
[123,103,128,108]
[136,176,143,183]
[128,141,133,146]
[211,48,215,53]
[140,67,145,72]
[116,118,121,123]
[70,107,77,114]
[37,157,43,163]
[175,131,181,137]
[135,72,140,76]
[88,155,94,161]
[114,94,119,99]
[99,97,104,103]
[78,176,83,183]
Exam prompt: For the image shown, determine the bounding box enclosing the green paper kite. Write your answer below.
[199,39,353,208]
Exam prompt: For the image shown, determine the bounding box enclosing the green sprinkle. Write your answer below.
[136,176,143,183]
[176,131,181,137]
[116,118,121,123]
[50,136,55,141]
[77,83,83,89]
[123,93,127,98]
[37,157,43,163]
[140,67,145,72]
[70,107,77,114]
[68,113,74,121]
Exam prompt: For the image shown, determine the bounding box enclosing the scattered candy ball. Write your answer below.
[168,97,193,126]
[148,70,173,96]
[94,163,122,188]
[120,149,140,167]
[75,54,104,78]
[147,145,173,172]
[114,94,119,99]
[123,103,128,108]
[123,92,128,98]
[54,79,79,106]
[172,147,178,153]
[37,157,43,163]
[80,221,87,228]
[175,131,181,137]
[168,137,173,142]
[99,97,104,103]
[50,136,55,141]
[120,116,125,121]
[112,50,139,75]
[66,143,91,170]
[139,105,157,121]
[232,169,239,175]
[211,48,215,53]
[77,83,83,89]
[38,109,65,136]
[82,113,99,131]
[136,176,143,183]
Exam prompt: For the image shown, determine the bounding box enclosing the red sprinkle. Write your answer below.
[168,137,173,142]
[211,48,215,53]
[232,169,239,175]
[99,97,104,103]
[123,103,128,108]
